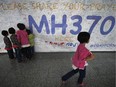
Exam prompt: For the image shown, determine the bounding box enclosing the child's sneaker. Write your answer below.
[18,60,22,63]
[78,83,85,87]
[10,57,15,59]
[60,81,66,87]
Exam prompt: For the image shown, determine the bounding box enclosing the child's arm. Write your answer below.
[85,53,95,61]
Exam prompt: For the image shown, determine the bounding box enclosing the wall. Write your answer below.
[0,0,116,52]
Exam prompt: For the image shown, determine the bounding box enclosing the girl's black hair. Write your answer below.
[8,27,15,34]
[26,29,31,35]
[1,30,8,36]
[17,23,26,30]
[77,32,90,43]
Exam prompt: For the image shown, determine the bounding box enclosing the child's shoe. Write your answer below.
[78,83,85,87]
[10,57,15,59]
[60,81,66,87]
[18,60,22,63]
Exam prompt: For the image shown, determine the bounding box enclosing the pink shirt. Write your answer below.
[72,44,91,70]
[16,30,30,46]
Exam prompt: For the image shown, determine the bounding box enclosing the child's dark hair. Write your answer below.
[1,30,8,36]
[17,23,26,30]
[77,32,90,43]
[8,27,15,34]
[26,29,32,35]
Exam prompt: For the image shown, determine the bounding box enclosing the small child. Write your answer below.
[17,23,31,60]
[61,32,94,86]
[8,27,22,63]
[26,29,35,56]
[1,30,14,59]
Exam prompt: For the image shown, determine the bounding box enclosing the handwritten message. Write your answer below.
[0,2,115,11]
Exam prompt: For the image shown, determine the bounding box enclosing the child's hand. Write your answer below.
[86,54,95,61]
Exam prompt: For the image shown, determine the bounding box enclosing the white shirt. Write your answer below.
[72,61,88,70]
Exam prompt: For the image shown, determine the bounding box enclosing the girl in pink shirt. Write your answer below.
[61,32,94,86]
[17,23,32,59]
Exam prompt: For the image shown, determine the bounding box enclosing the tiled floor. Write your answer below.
[0,52,115,87]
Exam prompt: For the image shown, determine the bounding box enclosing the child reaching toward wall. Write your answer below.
[61,32,94,87]
[8,27,22,63]
[1,30,15,59]
[16,23,32,60]
[26,29,35,56]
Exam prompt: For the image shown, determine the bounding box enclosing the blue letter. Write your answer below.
[70,15,82,35]
[100,16,115,35]
[51,15,67,35]
[87,16,101,34]
[28,15,50,34]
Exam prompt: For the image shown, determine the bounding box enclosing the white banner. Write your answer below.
[0,0,116,52]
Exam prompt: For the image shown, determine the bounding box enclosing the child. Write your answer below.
[8,27,22,63]
[26,29,35,56]
[1,30,15,59]
[61,32,94,86]
[16,23,31,60]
